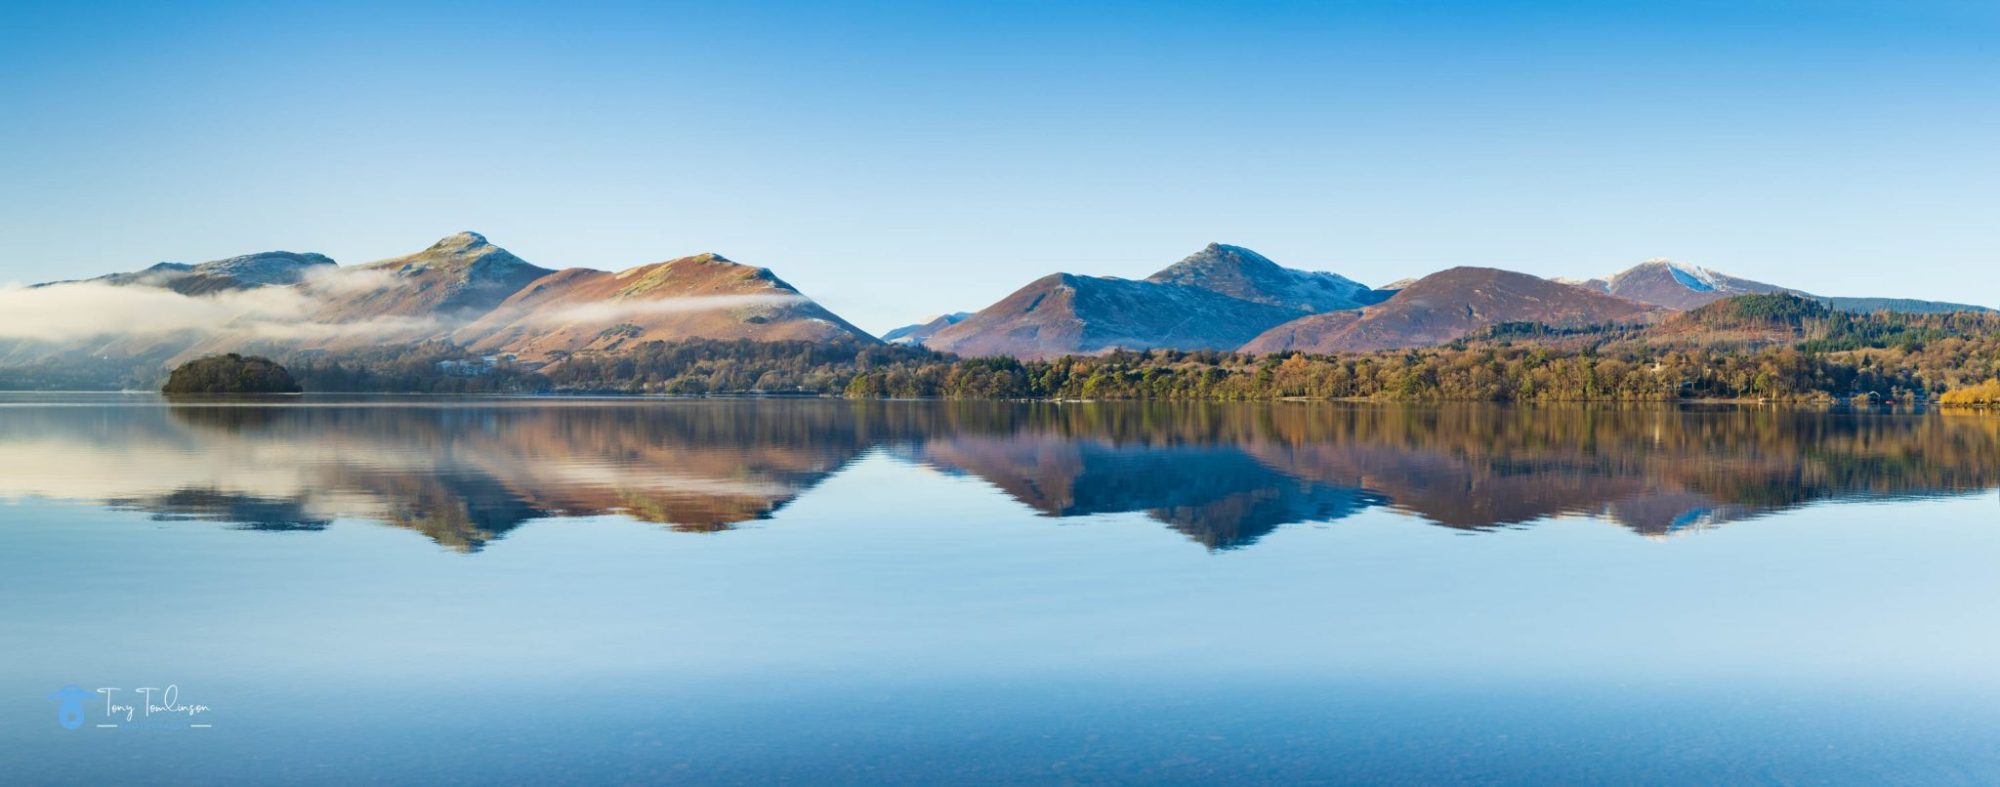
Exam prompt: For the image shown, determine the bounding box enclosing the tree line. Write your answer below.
[271,331,2000,404]
[40,293,1995,402]
[840,345,1946,402]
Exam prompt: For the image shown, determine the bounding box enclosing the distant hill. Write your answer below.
[1574,259,1992,315]
[1233,311,1365,355]
[1144,243,1389,312]
[1681,293,1834,328]
[883,312,972,346]
[456,252,876,360]
[1572,259,1797,310]
[925,272,1306,359]
[1615,292,1831,347]
[1636,292,1908,347]
[1,249,342,375]
[925,244,1377,360]
[1468,291,2000,354]
[38,251,335,296]
[1242,267,1658,354]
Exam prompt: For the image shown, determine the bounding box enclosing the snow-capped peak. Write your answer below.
[1611,258,1719,292]
[1651,259,1718,292]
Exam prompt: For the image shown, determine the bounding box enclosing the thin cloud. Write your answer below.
[300,265,400,296]
[0,280,810,347]
[527,294,807,326]
[0,282,313,341]
[0,280,449,344]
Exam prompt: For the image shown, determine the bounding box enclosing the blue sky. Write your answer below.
[1,0,1994,331]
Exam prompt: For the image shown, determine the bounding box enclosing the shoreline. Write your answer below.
[0,389,1971,411]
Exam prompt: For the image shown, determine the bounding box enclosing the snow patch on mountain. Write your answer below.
[1658,260,1718,292]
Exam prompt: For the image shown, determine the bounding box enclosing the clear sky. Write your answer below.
[1,0,1995,332]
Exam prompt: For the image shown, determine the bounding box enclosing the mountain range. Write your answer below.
[0,232,878,377]
[921,244,1392,359]
[910,249,1990,358]
[4,232,1993,384]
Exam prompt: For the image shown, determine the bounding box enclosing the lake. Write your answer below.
[4,394,2000,784]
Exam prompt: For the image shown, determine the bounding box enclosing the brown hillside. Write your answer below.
[925,272,1305,360]
[456,253,875,360]
[1242,267,1658,354]
[304,231,553,326]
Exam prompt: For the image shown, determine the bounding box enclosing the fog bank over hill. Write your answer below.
[0,232,873,380]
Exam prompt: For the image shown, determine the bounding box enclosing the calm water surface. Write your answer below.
[4,394,2000,784]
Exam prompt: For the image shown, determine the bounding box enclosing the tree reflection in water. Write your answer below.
[0,398,1992,551]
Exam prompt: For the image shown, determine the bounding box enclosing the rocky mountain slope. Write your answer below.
[1569,259,1795,310]
[302,232,553,326]
[1144,243,1388,312]
[456,253,876,360]
[144,231,562,357]
[1573,259,1991,315]
[923,272,1307,359]
[1242,267,1659,354]
[923,244,1377,359]
[40,251,335,296]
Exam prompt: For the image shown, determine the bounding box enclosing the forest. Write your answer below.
[282,341,549,393]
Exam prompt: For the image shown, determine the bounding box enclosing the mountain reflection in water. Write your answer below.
[1,396,1995,551]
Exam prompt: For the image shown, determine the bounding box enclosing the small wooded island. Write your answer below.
[162,354,302,394]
